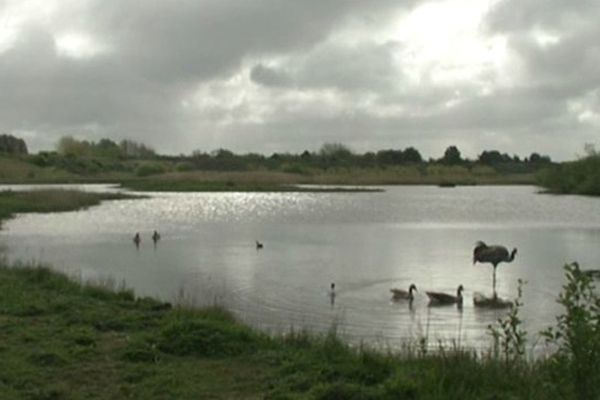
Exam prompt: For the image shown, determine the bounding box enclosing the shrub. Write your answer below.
[175,161,195,172]
[135,162,166,177]
[542,262,600,400]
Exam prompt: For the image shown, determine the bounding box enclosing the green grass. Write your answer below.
[0,262,585,399]
[0,190,138,225]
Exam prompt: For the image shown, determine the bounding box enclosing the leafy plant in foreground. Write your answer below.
[488,279,528,364]
[542,262,600,400]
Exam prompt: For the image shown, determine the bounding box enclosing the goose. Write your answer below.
[390,284,417,301]
[426,285,464,305]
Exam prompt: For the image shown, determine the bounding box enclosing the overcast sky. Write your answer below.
[1,0,599,160]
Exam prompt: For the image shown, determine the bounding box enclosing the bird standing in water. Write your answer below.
[473,241,517,297]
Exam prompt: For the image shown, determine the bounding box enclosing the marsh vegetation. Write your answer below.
[0,189,137,226]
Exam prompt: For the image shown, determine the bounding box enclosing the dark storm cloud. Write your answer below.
[250,40,403,94]
[85,0,409,83]
[1,0,411,152]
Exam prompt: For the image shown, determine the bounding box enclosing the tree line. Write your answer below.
[0,134,28,155]
[0,133,553,175]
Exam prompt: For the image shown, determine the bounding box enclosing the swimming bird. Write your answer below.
[329,283,336,305]
[133,232,141,247]
[390,284,417,301]
[473,241,517,296]
[426,285,464,305]
[256,240,263,249]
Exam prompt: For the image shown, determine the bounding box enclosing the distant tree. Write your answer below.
[403,147,422,163]
[0,134,28,155]
[93,138,121,158]
[300,150,312,160]
[319,143,353,160]
[528,152,552,164]
[376,149,404,164]
[441,145,462,165]
[57,136,90,157]
[119,140,156,159]
[478,150,504,165]
[212,148,235,159]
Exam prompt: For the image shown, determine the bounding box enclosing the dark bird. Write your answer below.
[390,284,417,301]
[133,232,141,247]
[329,283,336,305]
[473,241,517,297]
[256,240,263,249]
[152,230,161,243]
[426,285,464,305]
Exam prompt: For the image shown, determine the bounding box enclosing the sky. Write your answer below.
[1,0,599,161]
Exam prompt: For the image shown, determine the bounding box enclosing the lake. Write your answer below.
[2,184,600,352]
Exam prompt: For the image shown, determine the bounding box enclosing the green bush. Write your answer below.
[135,162,166,177]
[537,154,600,195]
[175,161,195,172]
[542,262,600,400]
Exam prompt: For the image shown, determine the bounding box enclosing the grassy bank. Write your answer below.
[0,190,138,226]
[0,263,578,399]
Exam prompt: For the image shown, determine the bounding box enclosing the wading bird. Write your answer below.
[390,284,417,301]
[473,241,517,297]
[152,230,161,243]
[426,285,464,305]
[256,240,263,249]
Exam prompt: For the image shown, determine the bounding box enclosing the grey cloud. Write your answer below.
[486,0,599,33]
[86,0,407,83]
[0,0,597,160]
[250,64,293,87]
[250,40,403,94]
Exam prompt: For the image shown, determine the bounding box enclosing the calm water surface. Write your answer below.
[2,184,600,351]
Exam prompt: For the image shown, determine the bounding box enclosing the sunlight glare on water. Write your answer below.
[2,184,600,351]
